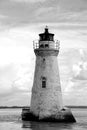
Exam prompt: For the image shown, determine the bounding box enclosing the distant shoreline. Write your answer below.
[66,106,87,109]
[0,106,87,109]
[0,106,29,109]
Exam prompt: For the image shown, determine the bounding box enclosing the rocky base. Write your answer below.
[22,108,76,123]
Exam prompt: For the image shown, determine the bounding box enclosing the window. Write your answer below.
[42,77,46,88]
[43,58,45,62]
[40,44,44,48]
[45,44,49,48]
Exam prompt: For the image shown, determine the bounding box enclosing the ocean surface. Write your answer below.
[0,108,87,130]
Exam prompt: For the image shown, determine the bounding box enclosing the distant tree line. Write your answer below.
[0,106,87,109]
[0,106,30,109]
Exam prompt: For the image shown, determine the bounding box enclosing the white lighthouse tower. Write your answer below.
[30,27,63,118]
[22,27,76,122]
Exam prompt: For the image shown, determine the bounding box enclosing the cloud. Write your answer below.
[0,62,34,106]
[0,0,87,28]
[0,26,36,104]
[35,7,54,17]
[10,0,46,3]
[0,64,17,95]
[0,15,7,19]
[72,49,87,81]
[59,0,87,12]
[0,93,31,106]
[12,64,34,92]
[73,63,87,80]
[61,48,87,105]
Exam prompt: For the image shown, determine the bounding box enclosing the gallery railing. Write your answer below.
[33,40,60,50]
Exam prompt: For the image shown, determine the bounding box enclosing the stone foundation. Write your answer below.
[22,107,76,123]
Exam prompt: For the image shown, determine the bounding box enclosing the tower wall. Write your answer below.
[30,49,63,118]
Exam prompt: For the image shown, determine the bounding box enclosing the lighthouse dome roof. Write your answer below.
[39,26,54,41]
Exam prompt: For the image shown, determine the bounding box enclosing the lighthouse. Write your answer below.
[30,26,63,117]
[22,27,76,122]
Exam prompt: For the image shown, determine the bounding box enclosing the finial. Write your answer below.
[45,25,48,29]
[45,25,49,33]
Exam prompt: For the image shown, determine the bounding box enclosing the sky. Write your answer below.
[0,0,87,106]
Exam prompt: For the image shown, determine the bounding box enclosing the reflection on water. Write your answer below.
[22,121,75,130]
[0,108,87,130]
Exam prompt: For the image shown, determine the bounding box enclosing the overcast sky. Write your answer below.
[0,0,87,106]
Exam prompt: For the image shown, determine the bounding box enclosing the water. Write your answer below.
[0,108,87,130]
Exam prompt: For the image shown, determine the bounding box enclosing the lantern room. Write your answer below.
[39,26,54,41]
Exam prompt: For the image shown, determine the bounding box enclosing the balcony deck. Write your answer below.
[33,40,60,50]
